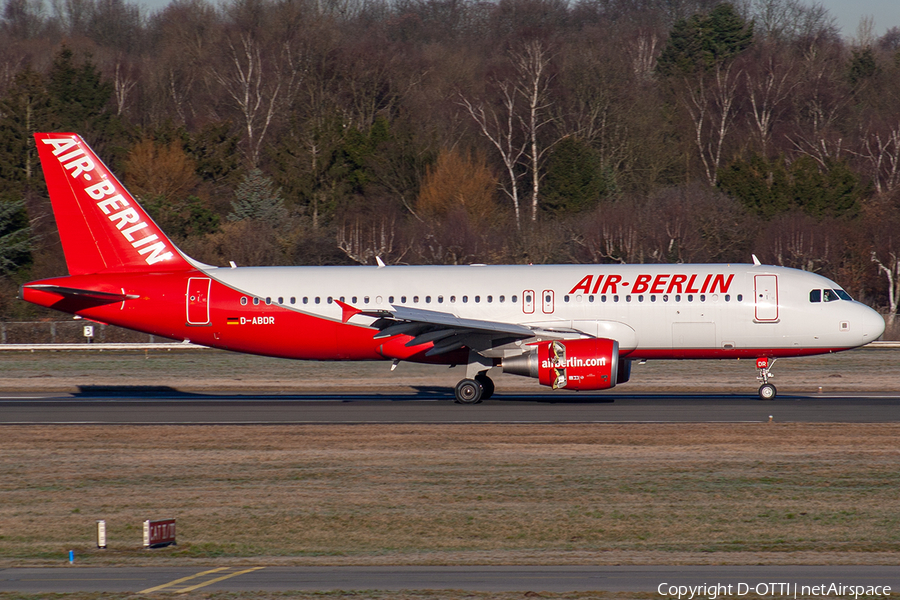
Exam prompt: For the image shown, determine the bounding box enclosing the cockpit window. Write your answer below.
[809,289,821,303]
[835,289,852,301]
[823,289,839,302]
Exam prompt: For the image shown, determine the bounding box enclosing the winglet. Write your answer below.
[335,299,363,323]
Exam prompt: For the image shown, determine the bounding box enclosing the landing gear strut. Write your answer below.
[756,357,777,400]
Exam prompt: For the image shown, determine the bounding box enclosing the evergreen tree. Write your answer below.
[0,198,31,276]
[46,46,120,146]
[0,67,54,195]
[718,154,863,219]
[541,137,610,213]
[657,2,753,76]
[848,47,877,86]
[228,169,289,225]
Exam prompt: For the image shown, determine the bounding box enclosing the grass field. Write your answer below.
[2,423,899,568]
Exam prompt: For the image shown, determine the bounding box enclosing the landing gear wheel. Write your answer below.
[475,374,494,400]
[455,379,484,404]
[758,383,777,400]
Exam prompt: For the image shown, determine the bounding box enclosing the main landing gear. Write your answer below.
[454,351,496,404]
[756,357,777,400]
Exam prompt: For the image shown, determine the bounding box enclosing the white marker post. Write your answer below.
[97,520,106,549]
[83,325,94,344]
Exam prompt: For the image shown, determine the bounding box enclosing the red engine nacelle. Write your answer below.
[502,338,620,391]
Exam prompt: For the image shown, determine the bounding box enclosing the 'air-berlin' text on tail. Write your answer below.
[34,133,192,275]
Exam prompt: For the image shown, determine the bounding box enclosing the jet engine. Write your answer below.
[501,338,619,391]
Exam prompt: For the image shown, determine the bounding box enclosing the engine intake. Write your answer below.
[502,338,619,391]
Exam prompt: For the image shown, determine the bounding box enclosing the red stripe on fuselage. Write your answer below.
[21,271,465,364]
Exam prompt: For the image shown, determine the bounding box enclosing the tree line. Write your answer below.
[1,0,899,322]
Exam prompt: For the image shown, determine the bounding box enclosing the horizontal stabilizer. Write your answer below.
[24,284,138,302]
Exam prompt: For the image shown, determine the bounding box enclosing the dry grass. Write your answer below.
[2,424,899,567]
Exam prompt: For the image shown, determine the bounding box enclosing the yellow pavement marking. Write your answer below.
[175,567,265,593]
[138,567,230,593]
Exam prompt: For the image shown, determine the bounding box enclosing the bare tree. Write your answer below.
[211,33,301,167]
[460,40,556,227]
[745,52,795,153]
[337,215,406,265]
[786,45,851,168]
[512,40,554,222]
[860,125,900,196]
[459,83,526,227]
[682,62,741,186]
[112,56,138,116]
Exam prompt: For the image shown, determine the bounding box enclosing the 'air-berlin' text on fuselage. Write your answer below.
[40,137,174,265]
[568,273,734,295]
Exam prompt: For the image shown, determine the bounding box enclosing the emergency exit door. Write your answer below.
[186,277,211,325]
[754,274,778,321]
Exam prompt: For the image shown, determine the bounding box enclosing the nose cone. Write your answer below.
[858,304,886,344]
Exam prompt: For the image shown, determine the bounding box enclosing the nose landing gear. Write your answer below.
[756,357,777,400]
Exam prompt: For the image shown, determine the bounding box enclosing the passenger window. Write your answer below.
[589,295,595,302]
[687,294,693,302]
[327,297,333,304]
[614,295,619,302]
[564,295,570,303]
[253,297,260,305]
[241,297,248,305]
[463,296,468,303]
[401,296,407,303]
[511,295,517,303]
[303,297,308,304]
[638,295,644,302]
[675,295,681,302]
[438,296,444,303]
[810,289,821,303]
[389,296,394,303]
[601,295,607,303]
[626,295,632,302]
[487,295,493,303]
[736,294,742,302]
[315,297,320,304]
[700,294,706,302]
[725,294,730,302]
[650,295,656,302]
[352,296,358,303]
[290,297,296,304]
[450,296,456,302]
[426,296,431,303]
[475,296,481,303]
[364,296,370,304]
[413,296,419,303]
[278,297,283,304]
[499,295,505,302]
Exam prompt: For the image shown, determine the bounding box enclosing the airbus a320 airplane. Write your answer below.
[20,133,886,402]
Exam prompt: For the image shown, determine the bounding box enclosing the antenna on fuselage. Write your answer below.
[752,254,762,266]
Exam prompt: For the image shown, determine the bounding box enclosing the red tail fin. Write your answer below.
[34,133,193,275]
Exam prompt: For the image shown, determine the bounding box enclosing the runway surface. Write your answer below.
[2,565,899,593]
[3,389,900,423]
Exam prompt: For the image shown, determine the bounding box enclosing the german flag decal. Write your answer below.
[227,317,241,325]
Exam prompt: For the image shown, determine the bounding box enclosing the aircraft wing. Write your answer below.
[336,300,566,356]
